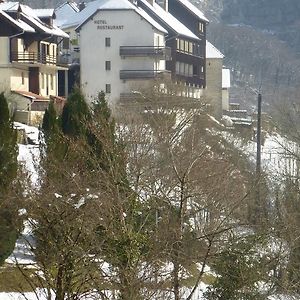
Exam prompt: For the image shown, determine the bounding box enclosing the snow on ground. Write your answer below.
[15,122,40,187]
[3,124,39,267]
[219,130,298,181]
[5,220,35,266]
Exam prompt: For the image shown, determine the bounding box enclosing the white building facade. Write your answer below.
[77,5,169,103]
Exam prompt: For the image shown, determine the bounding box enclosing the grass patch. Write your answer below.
[0,266,36,292]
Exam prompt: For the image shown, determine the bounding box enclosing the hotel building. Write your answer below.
[56,0,228,116]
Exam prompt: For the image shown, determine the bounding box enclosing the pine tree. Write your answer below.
[0,92,18,265]
[0,92,18,190]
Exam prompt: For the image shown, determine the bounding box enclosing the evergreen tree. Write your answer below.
[0,92,18,265]
[42,100,59,137]
[87,91,117,171]
[61,88,90,138]
[0,92,18,190]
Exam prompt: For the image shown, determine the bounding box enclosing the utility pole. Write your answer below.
[256,93,262,178]
[255,93,262,224]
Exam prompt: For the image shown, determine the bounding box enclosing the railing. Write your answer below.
[120,46,171,60]
[57,54,80,66]
[120,69,171,80]
[10,51,57,65]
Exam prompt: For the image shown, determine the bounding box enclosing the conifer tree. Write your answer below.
[42,100,59,138]
[0,92,17,189]
[0,92,18,265]
[61,88,90,138]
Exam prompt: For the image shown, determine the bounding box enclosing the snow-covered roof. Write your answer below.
[58,0,167,34]
[139,0,199,40]
[134,6,168,34]
[0,2,68,38]
[222,69,231,89]
[206,41,224,59]
[54,1,79,27]
[61,0,135,29]
[174,0,209,23]
[0,9,35,32]
[34,9,55,18]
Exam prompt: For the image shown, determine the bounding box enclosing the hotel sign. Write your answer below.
[94,19,124,30]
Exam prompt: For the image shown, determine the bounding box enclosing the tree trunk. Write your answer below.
[56,265,64,300]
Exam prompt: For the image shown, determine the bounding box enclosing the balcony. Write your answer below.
[120,69,171,80]
[11,51,57,65]
[120,46,171,60]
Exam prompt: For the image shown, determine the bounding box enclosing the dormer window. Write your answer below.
[198,22,204,33]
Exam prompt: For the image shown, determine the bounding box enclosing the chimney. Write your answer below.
[79,2,86,11]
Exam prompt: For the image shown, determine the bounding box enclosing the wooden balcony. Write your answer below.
[120,46,171,60]
[11,51,57,65]
[120,69,171,80]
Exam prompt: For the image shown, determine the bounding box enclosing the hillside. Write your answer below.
[194,0,300,110]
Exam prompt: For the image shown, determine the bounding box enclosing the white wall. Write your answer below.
[205,58,223,118]
[79,9,166,104]
[0,37,9,65]
[10,67,29,91]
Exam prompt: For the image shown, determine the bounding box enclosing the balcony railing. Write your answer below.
[120,46,171,60]
[120,69,171,80]
[11,51,57,65]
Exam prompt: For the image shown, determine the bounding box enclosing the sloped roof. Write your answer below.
[0,2,68,38]
[206,41,224,59]
[58,0,167,34]
[0,9,35,32]
[54,1,79,27]
[173,0,209,23]
[61,0,135,29]
[34,9,55,18]
[139,0,199,40]
[12,90,49,100]
[222,69,231,88]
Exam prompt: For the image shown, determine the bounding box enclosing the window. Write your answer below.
[50,74,53,90]
[105,84,111,93]
[180,39,184,51]
[176,38,180,50]
[189,42,193,54]
[184,41,189,52]
[21,72,24,85]
[105,61,111,70]
[198,22,204,33]
[175,61,180,74]
[105,37,111,47]
[41,73,44,89]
